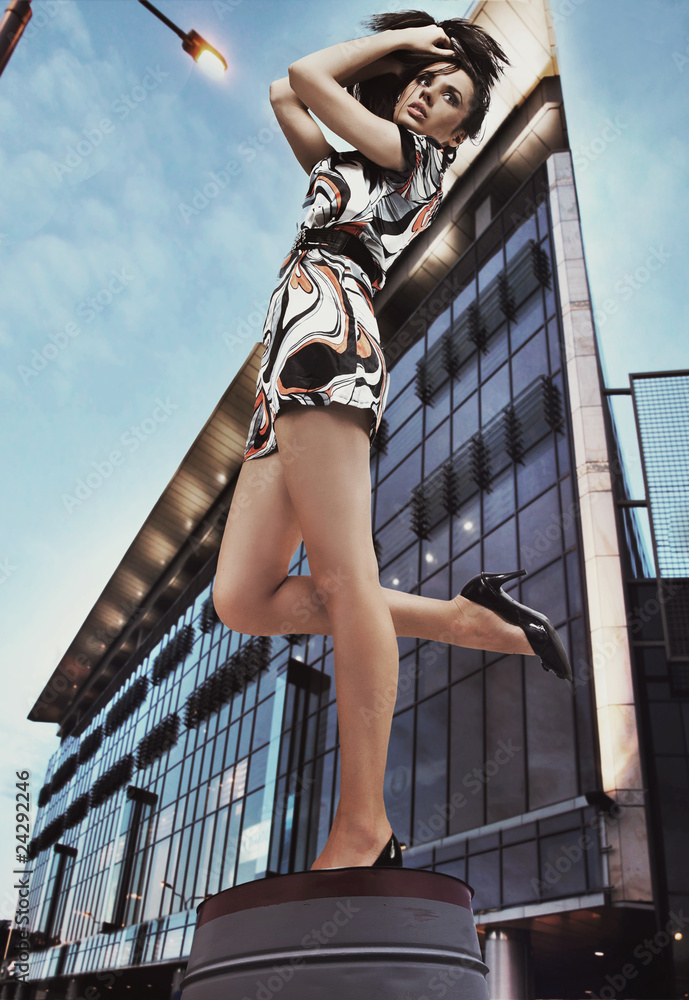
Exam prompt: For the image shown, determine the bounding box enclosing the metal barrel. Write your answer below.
[181,868,489,1000]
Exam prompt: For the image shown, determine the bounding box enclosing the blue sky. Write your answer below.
[1,0,687,915]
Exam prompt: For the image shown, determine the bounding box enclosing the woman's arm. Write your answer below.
[288,26,453,171]
[270,77,335,176]
[269,48,402,178]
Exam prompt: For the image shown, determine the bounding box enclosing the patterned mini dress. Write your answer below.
[243,122,448,462]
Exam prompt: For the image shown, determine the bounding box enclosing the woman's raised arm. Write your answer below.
[270,77,335,176]
[287,26,453,171]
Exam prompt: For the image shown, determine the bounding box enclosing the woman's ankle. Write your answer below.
[331,809,390,839]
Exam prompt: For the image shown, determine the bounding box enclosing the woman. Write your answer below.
[213,10,573,872]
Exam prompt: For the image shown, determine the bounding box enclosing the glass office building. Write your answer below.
[6,2,683,998]
[606,370,689,998]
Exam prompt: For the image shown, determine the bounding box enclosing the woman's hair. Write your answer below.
[348,9,510,169]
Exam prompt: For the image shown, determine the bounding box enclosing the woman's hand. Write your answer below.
[396,24,455,58]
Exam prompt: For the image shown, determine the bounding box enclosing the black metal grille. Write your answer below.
[105,677,149,736]
[530,238,552,289]
[184,636,272,728]
[285,634,308,646]
[78,726,104,765]
[412,236,553,406]
[371,416,389,456]
[497,272,517,320]
[89,755,134,809]
[50,754,78,796]
[64,793,90,831]
[410,486,433,541]
[38,783,52,808]
[136,713,181,769]
[37,815,65,854]
[415,357,435,405]
[152,624,196,685]
[404,374,562,543]
[199,596,220,635]
[504,404,525,464]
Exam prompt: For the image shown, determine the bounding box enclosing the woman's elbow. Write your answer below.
[287,63,310,88]
[287,64,313,103]
[269,77,289,104]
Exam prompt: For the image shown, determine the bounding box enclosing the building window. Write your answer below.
[38,843,77,944]
[102,786,157,930]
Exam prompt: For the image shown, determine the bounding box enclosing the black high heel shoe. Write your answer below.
[317,830,404,870]
[460,569,575,692]
[372,831,403,868]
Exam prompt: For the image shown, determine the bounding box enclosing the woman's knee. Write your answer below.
[309,558,381,610]
[212,581,256,635]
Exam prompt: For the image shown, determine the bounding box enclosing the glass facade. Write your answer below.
[606,372,689,995]
[632,372,689,578]
[21,165,607,991]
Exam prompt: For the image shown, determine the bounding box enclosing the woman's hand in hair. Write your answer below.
[396,24,454,58]
[339,51,405,87]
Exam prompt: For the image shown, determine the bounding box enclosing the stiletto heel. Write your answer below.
[460,570,575,693]
[371,831,403,868]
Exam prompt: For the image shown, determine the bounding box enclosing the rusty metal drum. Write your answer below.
[181,868,489,1000]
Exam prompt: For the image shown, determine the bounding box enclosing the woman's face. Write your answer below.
[393,62,475,148]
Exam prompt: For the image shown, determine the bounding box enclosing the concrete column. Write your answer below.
[66,978,80,999]
[547,149,653,905]
[170,965,186,998]
[485,928,533,1000]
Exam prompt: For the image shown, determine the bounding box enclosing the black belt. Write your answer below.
[291,226,380,284]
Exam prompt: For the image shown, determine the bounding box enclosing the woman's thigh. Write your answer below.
[273,402,379,594]
[213,449,303,627]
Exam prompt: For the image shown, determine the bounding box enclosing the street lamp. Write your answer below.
[0,0,31,79]
[161,881,212,910]
[138,0,227,79]
[1,0,228,84]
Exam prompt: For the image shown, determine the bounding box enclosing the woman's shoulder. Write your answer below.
[389,123,448,184]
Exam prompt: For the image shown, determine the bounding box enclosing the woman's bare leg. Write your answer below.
[214,403,528,869]
[213,437,532,656]
[277,402,400,867]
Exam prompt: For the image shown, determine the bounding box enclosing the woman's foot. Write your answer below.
[309,819,394,870]
[445,594,535,656]
[459,570,574,687]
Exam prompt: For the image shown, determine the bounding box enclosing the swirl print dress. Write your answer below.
[243,123,448,462]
